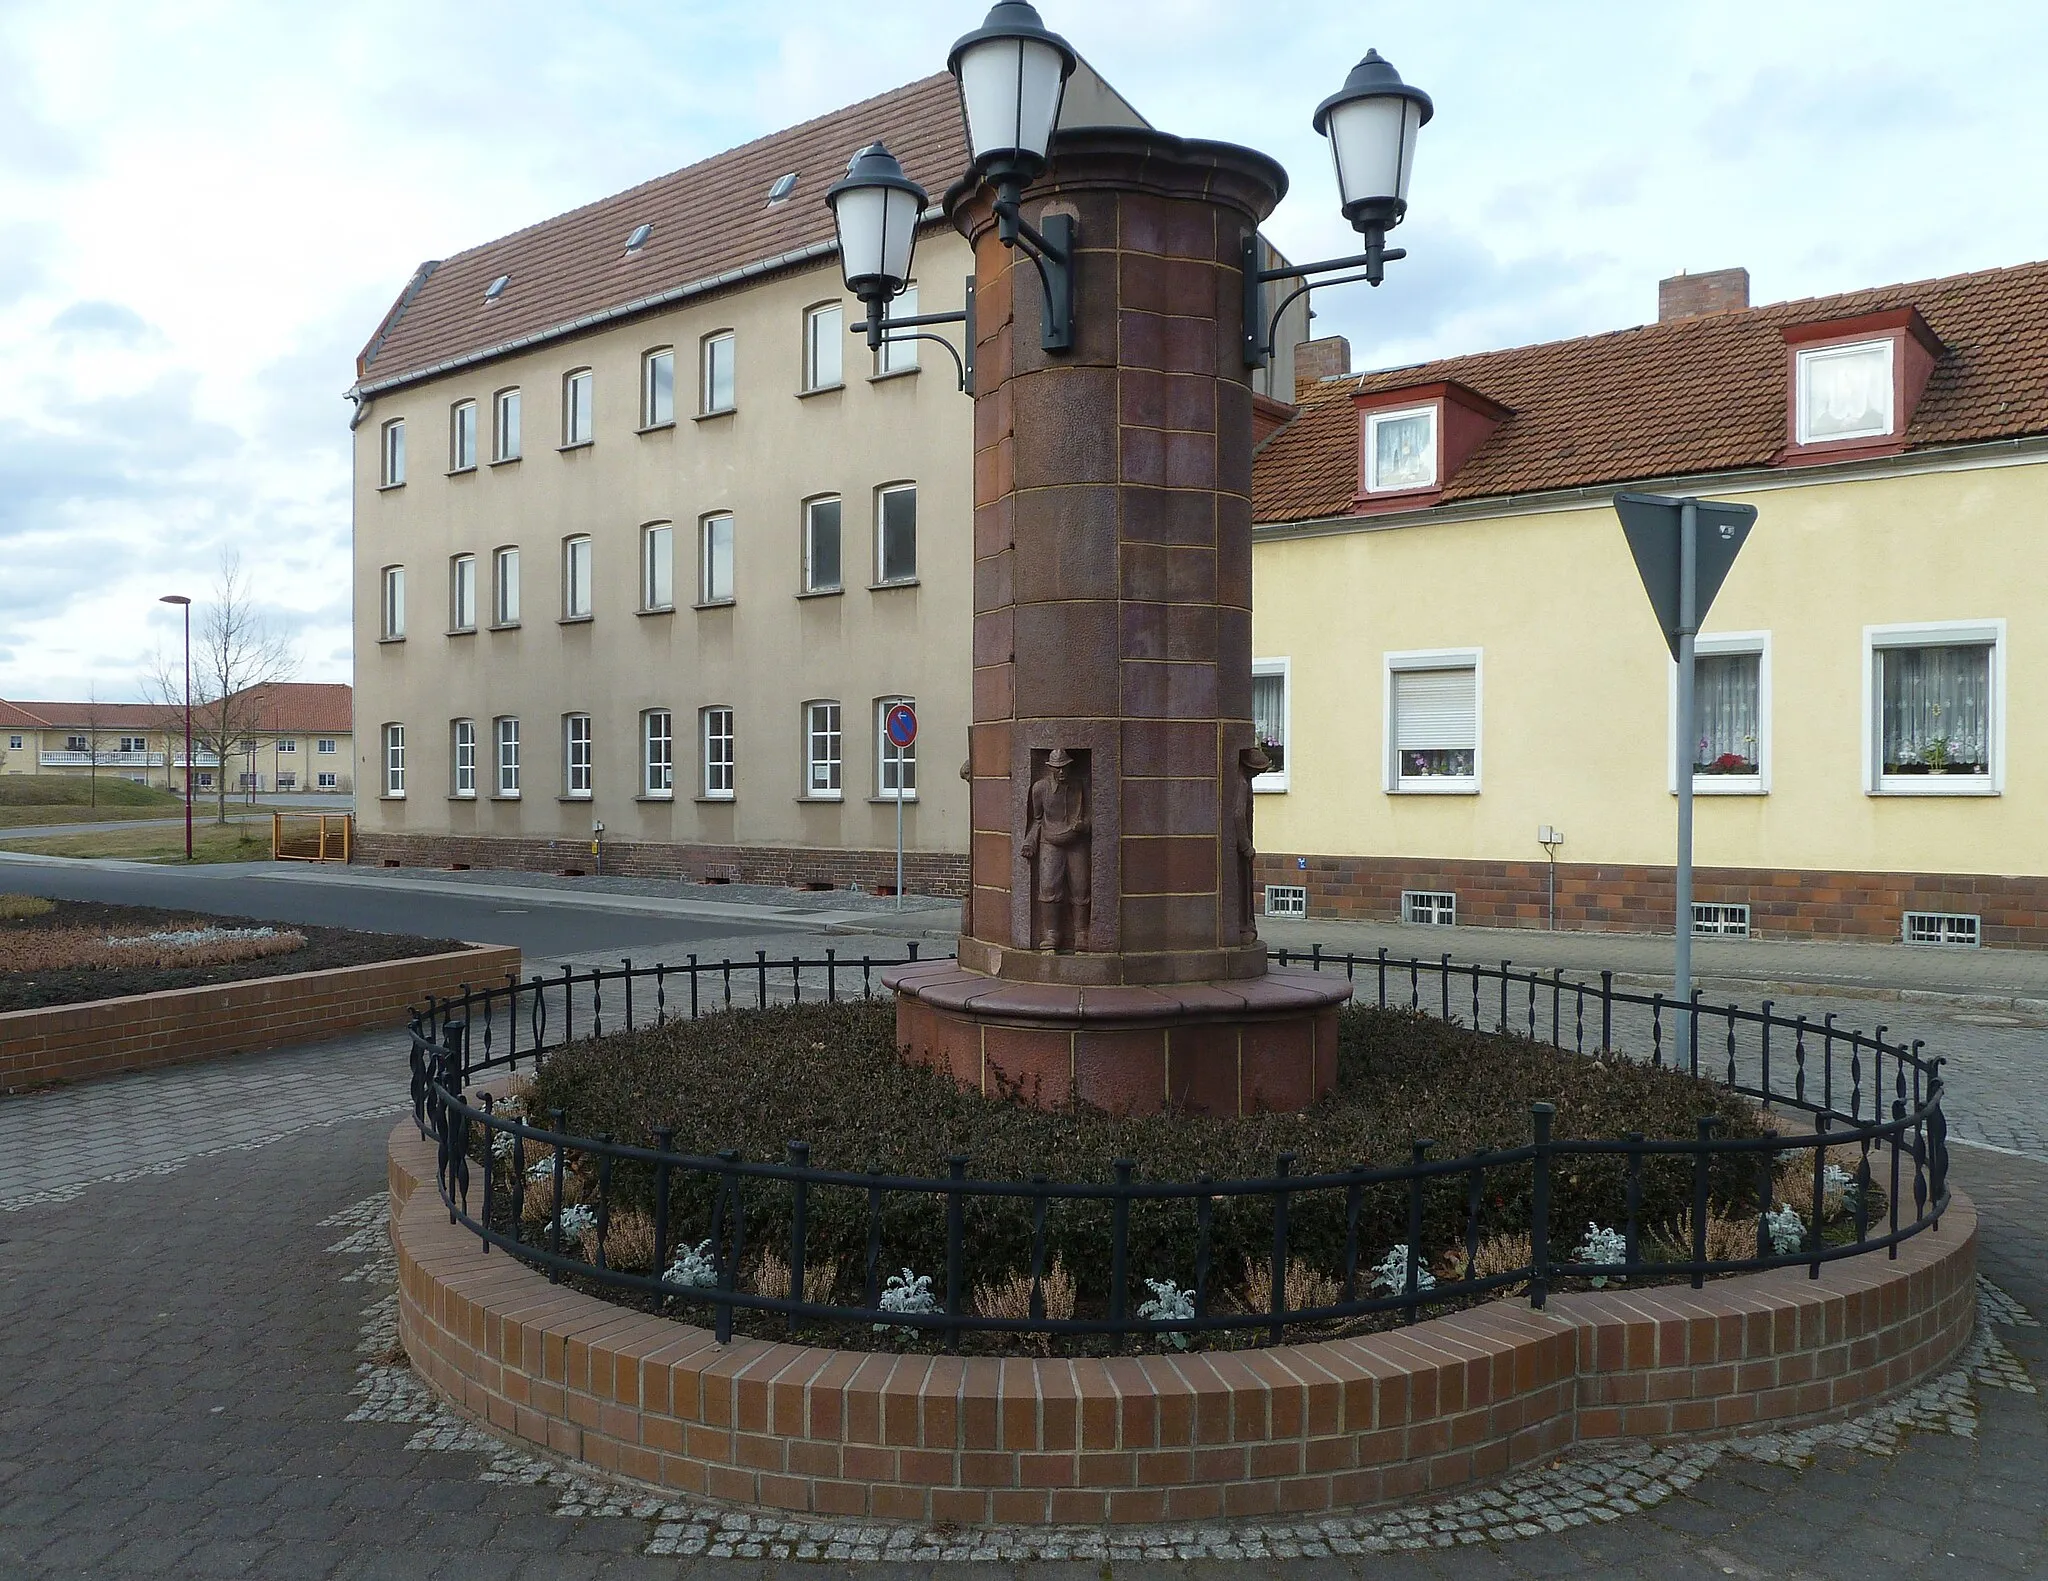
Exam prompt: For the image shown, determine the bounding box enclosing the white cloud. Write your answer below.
[2,0,2045,698]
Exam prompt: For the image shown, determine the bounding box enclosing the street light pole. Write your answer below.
[160,595,193,861]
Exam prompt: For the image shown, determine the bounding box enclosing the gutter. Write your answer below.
[1254,432,2048,541]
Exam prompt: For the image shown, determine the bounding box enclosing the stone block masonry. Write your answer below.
[1258,852,2048,950]
[0,944,519,1092]
[389,1118,1975,1526]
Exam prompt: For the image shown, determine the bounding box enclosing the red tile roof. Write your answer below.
[1,684,352,735]
[1253,257,2048,524]
[355,74,969,392]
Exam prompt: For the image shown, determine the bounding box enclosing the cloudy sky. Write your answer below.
[3,0,2045,702]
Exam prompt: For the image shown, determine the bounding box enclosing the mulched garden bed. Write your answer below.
[0,895,467,1012]
[468,1000,1875,1357]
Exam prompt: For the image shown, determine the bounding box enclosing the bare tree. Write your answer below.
[146,551,299,824]
[80,687,109,808]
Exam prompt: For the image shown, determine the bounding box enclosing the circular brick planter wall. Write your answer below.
[388,1122,1975,1525]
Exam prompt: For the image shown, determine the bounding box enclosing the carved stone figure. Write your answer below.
[1020,748,1090,952]
[1235,745,1271,943]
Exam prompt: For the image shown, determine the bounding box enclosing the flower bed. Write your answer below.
[473,1000,1885,1356]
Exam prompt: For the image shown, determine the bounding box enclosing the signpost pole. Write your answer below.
[895,788,904,913]
[1675,499,1698,1073]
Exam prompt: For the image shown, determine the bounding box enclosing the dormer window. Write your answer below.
[1795,339,1893,445]
[1365,405,1438,493]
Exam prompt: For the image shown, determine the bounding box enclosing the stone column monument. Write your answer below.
[884,127,1349,1117]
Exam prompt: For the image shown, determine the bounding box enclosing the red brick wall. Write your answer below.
[0,945,519,1092]
[353,831,968,899]
[389,1121,1974,1525]
[1257,852,2048,949]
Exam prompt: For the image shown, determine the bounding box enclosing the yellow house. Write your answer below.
[1248,262,2048,948]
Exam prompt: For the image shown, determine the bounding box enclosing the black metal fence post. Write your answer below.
[1528,1105,1553,1310]
[1691,1116,1719,1289]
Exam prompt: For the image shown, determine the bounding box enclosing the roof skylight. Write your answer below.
[624,223,654,253]
[483,275,510,303]
[766,172,798,204]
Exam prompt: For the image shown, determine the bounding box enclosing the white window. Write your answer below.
[804,304,843,391]
[7,735,20,750]
[495,716,521,796]
[317,772,338,790]
[702,332,735,414]
[1796,340,1894,445]
[275,773,295,790]
[119,735,146,752]
[879,285,920,374]
[450,401,477,470]
[1671,633,1770,795]
[564,713,593,797]
[493,388,522,461]
[563,368,593,446]
[452,719,476,797]
[562,536,593,619]
[275,739,296,754]
[702,707,735,799]
[1403,891,1457,925]
[380,418,405,486]
[876,697,916,800]
[803,497,842,593]
[1364,405,1437,493]
[642,523,674,611]
[450,554,477,631]
[382,724,406,797]
[700,513,735,604]
[1385,651,1480,792]
[876,483,917,584]
[493,546,520,625]
[317,739,336,755]
[195,772,214,789]
[643,348,675,427]
[380,565,406,640]
[1865,621,2003,795]
[804,701,842,798]
[1252,658,1289,792]
[66,734,87,752]
[642,709,673,797]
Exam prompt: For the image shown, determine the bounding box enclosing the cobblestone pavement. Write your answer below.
[3,962,2046,1577]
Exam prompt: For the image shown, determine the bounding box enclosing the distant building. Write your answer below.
[1249,260,2048,948]
[0,683,354,796]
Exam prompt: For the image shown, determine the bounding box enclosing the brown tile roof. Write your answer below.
[2,684,352,735]
[355,74,968,392]
[1253,257,2048,524]
[7,699,177,731]
[0,699,54,730]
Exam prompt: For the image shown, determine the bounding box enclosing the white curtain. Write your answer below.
[1252,673,1285,769]
[1693,653,1759,770]
[1881,645,1990,770]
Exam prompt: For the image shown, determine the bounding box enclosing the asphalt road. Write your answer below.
[0,857,811,958]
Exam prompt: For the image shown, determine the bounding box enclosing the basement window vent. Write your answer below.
[1903,911,1980,948]
[1264,884,1307,919]
[1402,890,1457,926]
[624,222,654,252]
[1692,902,1751,937]
[766,171,799,204]
[483,274,510,303]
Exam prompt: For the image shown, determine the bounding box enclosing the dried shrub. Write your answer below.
[582,1209,657,1272]
[0,895,53,921]
[754,1250,839,1305]
[1646,1210,1760,1264]
[1438,1231,1532,1291]
[0,924,307,974]
[1235,1255,1342,1316]
[973,1258,1077,1325]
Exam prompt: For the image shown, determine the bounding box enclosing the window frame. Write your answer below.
[699,513,735,606]
[1383,647,1482,794]
[1251,656,1291,794]
[1667,631,1771,796]
[562,367,594,447]
[451,719,477,798]
[700,331,736,415]
[874,482,917,586]
[642,347,675,428]
[492,387,522,462]
[316,771,338,790]
[561,535,593,621]
[380,565,406,641]
[492,546,521,627]
[641,522,675,612]
[450,400,477,471]
[317,739,336,755]
[1862,619,2005,796]
[874,696,917,802]
[494,716,522,798]
[379,418,405,487]
[803,700,843,800]
[1362,403,1439,496]
[449,554,477,633]
[382,723,406,798]
[563,713,594,799]
[878,285,920,376]
[702,706,736,800]
[803,303,843,392]
[802,495,843,595]
[642,708,674,799]
[1795,338,1896,447]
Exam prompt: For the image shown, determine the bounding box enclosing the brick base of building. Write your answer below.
[1256,853,2048,950]
[351,831,970,899]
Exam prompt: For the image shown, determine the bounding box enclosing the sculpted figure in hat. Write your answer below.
[1020,748,1090,952]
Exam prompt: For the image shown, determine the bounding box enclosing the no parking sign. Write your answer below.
[884,702,918,750]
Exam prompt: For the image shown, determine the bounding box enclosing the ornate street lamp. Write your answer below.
[827,142,974,388]
[947,0,1076,207]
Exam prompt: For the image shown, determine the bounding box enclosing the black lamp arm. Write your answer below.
[855,280,977,393]
[1242,232,1408,367]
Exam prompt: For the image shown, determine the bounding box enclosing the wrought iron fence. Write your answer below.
[407,946,1949,1350]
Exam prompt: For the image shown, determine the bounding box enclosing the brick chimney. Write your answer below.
[1292,334,1352,383]
[1658,268,1749,323]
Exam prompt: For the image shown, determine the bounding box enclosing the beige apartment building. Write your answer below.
[349,69,1302,888]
